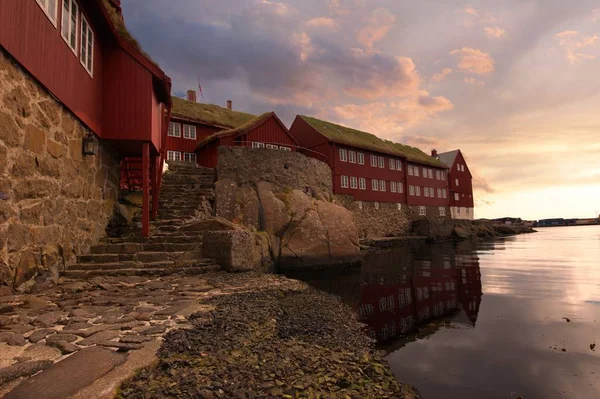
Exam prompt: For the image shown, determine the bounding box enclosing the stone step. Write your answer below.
[101,235,202,244]
[77,250,204,264]
[90,242,200,254]
[69,257,213,270]
[62,264,221,278]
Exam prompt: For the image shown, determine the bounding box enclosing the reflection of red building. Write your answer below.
[456,252,482,325]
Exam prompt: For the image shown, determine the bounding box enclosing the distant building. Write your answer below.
[166,92,297,168]
[289,115,450,217]
[434,150,475,220]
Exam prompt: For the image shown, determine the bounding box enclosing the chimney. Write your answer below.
[226,100,232,110]
[186,90,197,103]
[431,149,438,157]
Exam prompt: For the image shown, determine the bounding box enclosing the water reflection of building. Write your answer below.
[359,241,482,343]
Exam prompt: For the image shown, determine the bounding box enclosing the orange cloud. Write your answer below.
[431,68,452,82]
[306,17,338,29]
[473,175,495,193]
[450,47,495,75]
[464,5,477,16]
[464,77,485,86]
[356,7,396,49]
[292,32,313,62]
[555,30,599,64]
[485,26,506,38]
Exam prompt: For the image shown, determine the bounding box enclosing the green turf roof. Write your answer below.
[171,97,258,129]
[195,112,273,150]
[299,115,447,168]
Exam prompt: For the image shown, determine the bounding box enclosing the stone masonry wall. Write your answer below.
[0,49,120,290]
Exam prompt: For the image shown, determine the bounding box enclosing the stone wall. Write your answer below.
[0,49,120,290]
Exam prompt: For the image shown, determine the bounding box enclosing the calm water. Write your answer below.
[288,226,600,399]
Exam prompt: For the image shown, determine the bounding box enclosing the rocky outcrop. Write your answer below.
[412,219,536,240]
[0,49,120,291]
[215,148,360,271]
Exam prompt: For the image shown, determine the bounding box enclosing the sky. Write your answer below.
[120,0,600,220]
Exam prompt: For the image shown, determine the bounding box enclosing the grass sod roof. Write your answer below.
[299,115,447,168]
[195,112,273,150]
[172,97,258,129]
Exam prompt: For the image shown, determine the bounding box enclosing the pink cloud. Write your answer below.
[555,30,599,64]
[356,7,397,49]
[306,17,338,29]
[473,175,495,193]
[464,5,477,16]
[450,47,495,75]
[431,68,453,82]
[464,77,485,86]
[485,26,506,38]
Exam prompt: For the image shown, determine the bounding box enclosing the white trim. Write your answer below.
[370,155,377,167]
[167,151,181,161]
[266,144,278,149]
[428,169,433,179]
[398,182,404,193]
[357,153,365,165]
[341,175,349,188]
[61,0,79,55]
[379,180,386,192]
[358,177,366,190]
[339,148,348,162]
[409,185,415,196]
[349,151,356,163]
[389,158,395,170]
[416,186,421,196]
[455,178,459,186]
[396,160,402,171]
[390,181,397,193]
[280,146,291,151]
[168,122,181,137]
[414,167,420,177]
[408,165,414,176]
[36,0,59,27]
[418,206,427,216]
[183,152,196,163]
[183,124,197,140]
[378,156,385,168]
[372,179,379,191]
[252,142,265,148]
[80,14,94,77]
[350,176,358,189]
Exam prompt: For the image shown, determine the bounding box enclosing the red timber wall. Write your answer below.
[166,118,221,154]
[150,92,163,153]
[332,144,407,203]
[448,151,474,208]
[243,116,297,148]
[0,0,104,135]
[406,163,450,207]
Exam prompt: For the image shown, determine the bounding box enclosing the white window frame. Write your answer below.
[422,167,427,177]
[398,182,404,194]
[437,188,442,198]
[359,178,366,190]
[416,186,421,196]
[167,151,181,161]
[379,180,386,192]
[435,170,440,180]
[266,144,278,149]
[350,176,358,189]
[279,146,291,151]
[442,189,447,199]
[341,175,349,188]
[168,122,181,137]
[442,171,446,180]
[339,148,348,162]
[390,181,397,193]
[409,185,415,196]
[455,178,459,186]
[396,160,402,171]
[61,0,78,55]
[408,165,414,176]
[378,156,385,168]
[428,169,433,179]
[414,167,420,177]
[389,159,395,170]
[374,202,380,210]
[454,193,460,201]
[372,179,379,191]
[183,152,196,163]
[252,142,265,148]
[429,187,434,197]
[370,155,377,167]
[80,14,94,77]
[36,0,59,27]
[183,124,197,140]
[424,187,430,197]
[349,151,357,163]
[357,153,365,165]
[419,206,427,216]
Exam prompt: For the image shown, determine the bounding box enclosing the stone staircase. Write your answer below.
[64,163,220,278]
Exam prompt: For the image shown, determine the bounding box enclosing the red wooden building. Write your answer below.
[166,91,297,168]
[435,150,475,219]
[289,115,450,216]
[0,0,172,236]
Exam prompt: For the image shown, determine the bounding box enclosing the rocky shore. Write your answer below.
[117,273,420,399]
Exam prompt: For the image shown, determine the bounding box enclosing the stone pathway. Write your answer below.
[0,272,276,398]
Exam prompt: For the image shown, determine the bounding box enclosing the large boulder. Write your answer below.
[256,182,291,236]
[203,230,272,272]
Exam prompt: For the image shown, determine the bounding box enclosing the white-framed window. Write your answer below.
[357,201,363,210]
[280,146,292,151]
[398,182,404,193]
[183,125,197,140]
[252,141,265,148]
[61,0,78,54]
[379,180,386,192]
[168,122,181,137]
[350,176,358,189]
[397,203,402,211]
[167,151,181,161]
[454,193,459,201]
[408,165,414,176]
[435,170,441,180]
[396,160,402,171]
[390,182,397,193]
[36,0,58,26]
[378,157,385,168]
[419,206,427,216]
[428,169,433,179]
[416,186,421,196]
[442,171,446,180]
[442,189,447,199]
[457,163,461,171]
[348,151,356,163]
[80,15,94,77]
[183,152,196,163]
[389,159,395,170]
[414,167,420,177]
[429,187,434,197]
[455,178,459,186]
[341,175,349,188]
[437,188,442,198]
[374,202,380,210]
[424,187,429,197]
[358,178,366,190]
[409,185,415,195]
[372,179,379,191]
[370,155,377,167]
[423,167,427,177]
[266,144,278,149]
[357,152,365,165]
[339,148,348,162]
[439,207,446,217]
